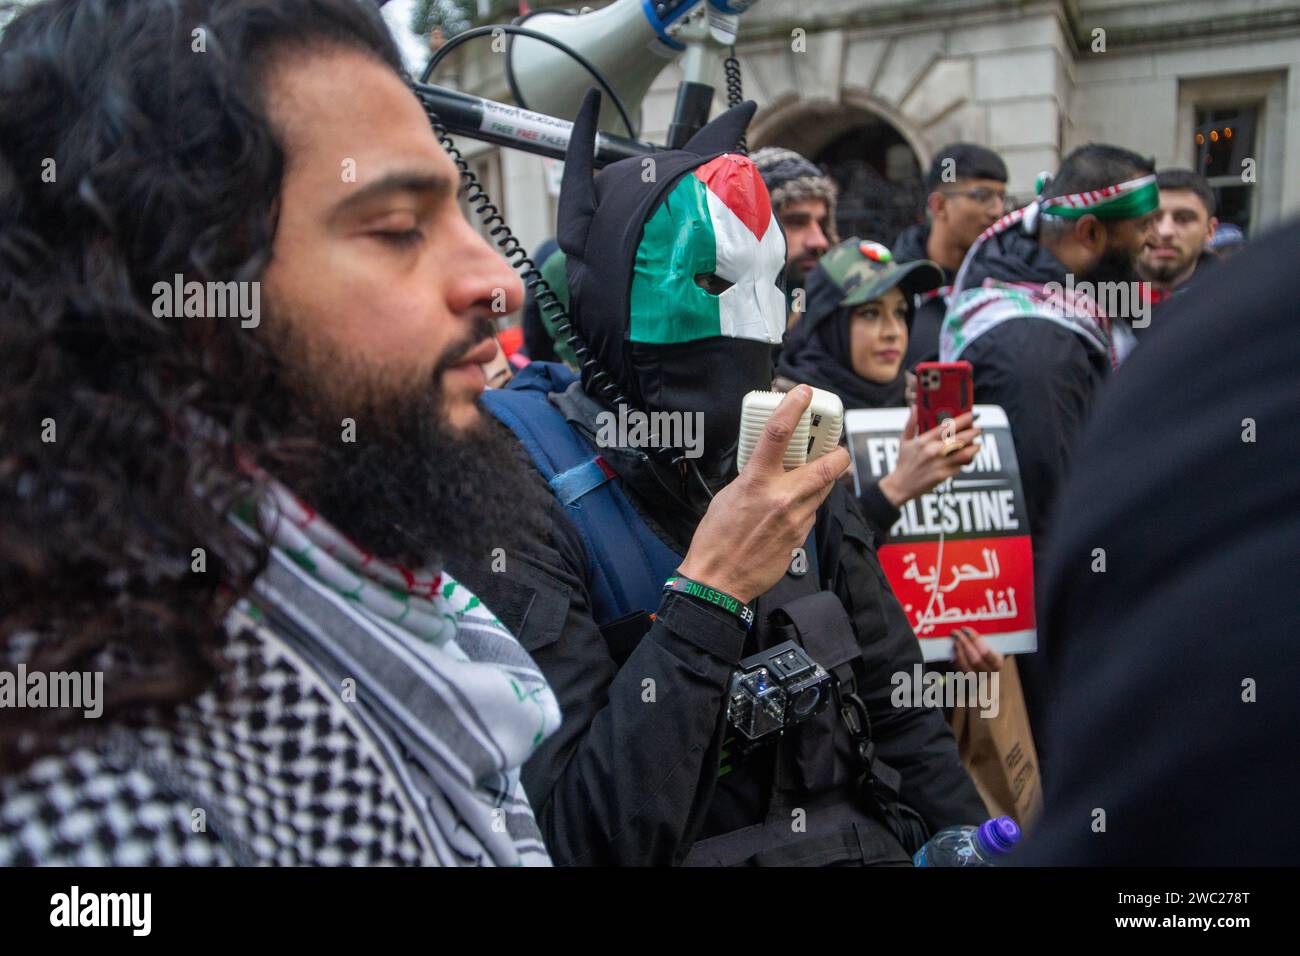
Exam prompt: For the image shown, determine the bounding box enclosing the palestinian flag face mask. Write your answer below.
[629,153,787,348]
[555,90,785,487]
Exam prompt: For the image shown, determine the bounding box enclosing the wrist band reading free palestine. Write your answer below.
[663,574,755,630]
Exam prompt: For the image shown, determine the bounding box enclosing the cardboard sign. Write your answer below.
[846,405,1037,662]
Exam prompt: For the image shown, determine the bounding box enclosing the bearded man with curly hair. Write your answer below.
[0,0,561,866]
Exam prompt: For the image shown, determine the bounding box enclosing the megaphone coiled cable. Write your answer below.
[723,46,747,155]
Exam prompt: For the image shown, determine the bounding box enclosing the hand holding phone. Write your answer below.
[877,407,982,507]
[914,361,973,435]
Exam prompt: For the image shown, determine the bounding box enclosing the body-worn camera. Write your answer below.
[727,640,832,741]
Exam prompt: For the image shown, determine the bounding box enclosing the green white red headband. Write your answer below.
[952,172,1159,299]
[1036,173,1159,221]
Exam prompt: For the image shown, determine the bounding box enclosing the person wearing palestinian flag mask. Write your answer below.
[454,90,985,867]
[938,144,1159,777]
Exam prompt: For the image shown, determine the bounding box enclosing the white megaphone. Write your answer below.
[505,0,712,135]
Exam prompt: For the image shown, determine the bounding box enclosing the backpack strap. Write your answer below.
[481,362,683,626]
[550,456,617,506]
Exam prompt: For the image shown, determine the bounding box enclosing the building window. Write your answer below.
[1193,105,1256,234]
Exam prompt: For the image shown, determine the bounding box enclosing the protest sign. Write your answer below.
[846,405,1036,662]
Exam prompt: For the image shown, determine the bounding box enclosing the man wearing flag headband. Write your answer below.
[938,144,1158,774]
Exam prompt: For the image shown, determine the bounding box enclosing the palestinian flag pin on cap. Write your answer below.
[859,240,893,263]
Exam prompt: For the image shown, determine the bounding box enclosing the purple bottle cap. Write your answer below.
[976,816,1022,855]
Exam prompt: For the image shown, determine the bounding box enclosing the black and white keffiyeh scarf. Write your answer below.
[246,481,562,866]
[0,482,561,868]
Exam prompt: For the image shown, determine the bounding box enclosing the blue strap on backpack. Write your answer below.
[481,362,683,626]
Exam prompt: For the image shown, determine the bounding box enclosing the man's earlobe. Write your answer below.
[926,191,945,219]
[1076,214,1102,248]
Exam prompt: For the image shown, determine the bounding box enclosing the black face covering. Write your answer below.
[630,337,777,485]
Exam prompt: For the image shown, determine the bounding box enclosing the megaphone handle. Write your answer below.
[667,81,715,150]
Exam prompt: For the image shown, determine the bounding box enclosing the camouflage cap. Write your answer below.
[816,237,944,309]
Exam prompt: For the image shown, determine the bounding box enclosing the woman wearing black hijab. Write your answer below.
[775,237,982,545]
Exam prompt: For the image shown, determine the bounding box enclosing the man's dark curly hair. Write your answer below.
[0,0,406,774]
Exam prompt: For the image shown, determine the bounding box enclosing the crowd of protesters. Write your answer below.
[1,0,1296,867]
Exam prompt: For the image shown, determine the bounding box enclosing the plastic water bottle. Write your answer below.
[912,816,1022,866]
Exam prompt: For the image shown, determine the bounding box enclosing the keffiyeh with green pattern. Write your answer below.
[249,480,562,866]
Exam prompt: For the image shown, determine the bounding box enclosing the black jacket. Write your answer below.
[455,383,985,866]
[894,222,953,370]
[949,227,1113,777]
[1018,218,1300,864]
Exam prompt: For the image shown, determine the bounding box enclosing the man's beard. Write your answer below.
[791,255,820,286]
[1140,248,1194,283]
[258,313,548,575]
[1083,238,1141,287]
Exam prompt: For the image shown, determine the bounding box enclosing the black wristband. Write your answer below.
[663,573,755,630]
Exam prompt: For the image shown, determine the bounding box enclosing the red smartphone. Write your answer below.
[914,361,974,434]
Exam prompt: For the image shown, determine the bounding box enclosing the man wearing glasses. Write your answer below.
[894,144,1009,368]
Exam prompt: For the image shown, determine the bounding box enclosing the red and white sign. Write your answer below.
[846,405,1037,662]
